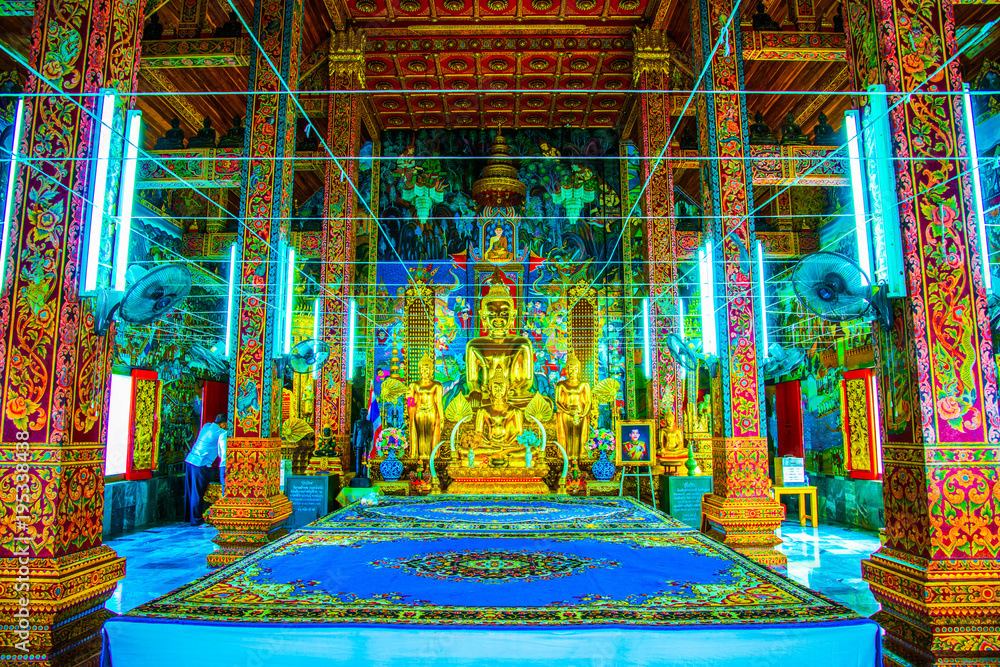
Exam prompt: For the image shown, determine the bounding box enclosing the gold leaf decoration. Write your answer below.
[380,377,407,405]
[592,378,621,404]
[445,393,473,422]
[281,417,314,443]
[525,393,554,423]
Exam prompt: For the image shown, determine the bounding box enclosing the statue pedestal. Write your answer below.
[658,451,688,476]
[446,463,551,494]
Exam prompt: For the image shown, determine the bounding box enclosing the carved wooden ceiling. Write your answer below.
[361,30,635,130]
[343,0,650,24]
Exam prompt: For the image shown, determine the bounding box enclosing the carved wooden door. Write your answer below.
[125,369,163,481]
[842,368,881,480]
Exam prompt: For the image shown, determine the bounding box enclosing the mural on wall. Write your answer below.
[800,355,847,476]
[370,128,626,427]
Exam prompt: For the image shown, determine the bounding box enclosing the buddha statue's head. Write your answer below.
[565,351,581,382]
[488,365,510,405]
[481,273,516,338]
[418,352,434,381]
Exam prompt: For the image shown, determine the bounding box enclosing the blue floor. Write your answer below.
[103,518,881,617]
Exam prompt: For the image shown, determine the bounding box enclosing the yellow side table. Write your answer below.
[771,485,819,527]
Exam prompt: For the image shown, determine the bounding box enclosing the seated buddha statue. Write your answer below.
[473,366,528,467]
[749,111,778,146]
[187,117,217,148]
[465,270,535,408]
[155,117,186,150]
[218,116,245,149]
[812,112,839,146]
[779,113,810,146]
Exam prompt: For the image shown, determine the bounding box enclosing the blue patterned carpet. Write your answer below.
[104,495,881,666]
[306,494,687,533]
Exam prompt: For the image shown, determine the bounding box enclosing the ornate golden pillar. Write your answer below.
[844,0,1000,661]
[315,30,365,462]
[0,0,141,660]
[690,0,785,567]
[205,0,302,567]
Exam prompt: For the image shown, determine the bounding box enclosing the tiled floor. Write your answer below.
[103,519,882,617]
[777,522,881,617]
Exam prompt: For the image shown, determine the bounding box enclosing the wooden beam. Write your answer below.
[319,0,348,30]
[742,30,846,61]
[0,0,31,16]
[793,63,850,126]
[669,144,849,187]
[138,36,251,69]
[141,70,203,129]
[299,35,330,83]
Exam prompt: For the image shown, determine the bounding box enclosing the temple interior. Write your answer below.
[0,0,999,663]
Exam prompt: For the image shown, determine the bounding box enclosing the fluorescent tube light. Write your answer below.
[758,240,768,359]
[83,90,117,294]
[963,83,990,291]
[225,243,236,358]
[114,110,141,291]
[699,243,717,356]
[845,110,872,281]
[641,297,651,379]
[283,247,294,354]
[347,298,356,380]
[0,96,24,294]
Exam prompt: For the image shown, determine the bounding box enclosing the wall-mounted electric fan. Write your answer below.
[287,339,331,374]
[791,251,892,328]
[763,343,807,379]
[94,264,192,335]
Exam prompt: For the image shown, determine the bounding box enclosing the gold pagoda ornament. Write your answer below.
[472,127,526,208]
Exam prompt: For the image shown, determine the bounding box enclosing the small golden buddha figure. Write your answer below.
[555,351,592,461]
[406,352,444,459]
[486,224,513,262]
[465,270,535,408]
[474,366,527,467]
[657,415,686,458]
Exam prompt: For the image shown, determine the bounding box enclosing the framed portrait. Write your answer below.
[615,420,655,466]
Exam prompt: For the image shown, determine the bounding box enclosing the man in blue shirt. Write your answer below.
[185,414,227,525]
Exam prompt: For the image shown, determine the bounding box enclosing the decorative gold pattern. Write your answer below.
[404,285,436,384]
[845,377,872,473]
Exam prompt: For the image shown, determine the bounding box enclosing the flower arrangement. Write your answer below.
[587,428,616,457]
[516,429,541,450]
[374,427,408,457]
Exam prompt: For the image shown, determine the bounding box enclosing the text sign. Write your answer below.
[663,476,714,529]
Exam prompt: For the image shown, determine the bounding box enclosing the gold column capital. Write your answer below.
[632,28,693,86]
[328,28,367,86]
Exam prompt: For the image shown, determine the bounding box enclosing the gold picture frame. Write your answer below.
[615,419,655,467]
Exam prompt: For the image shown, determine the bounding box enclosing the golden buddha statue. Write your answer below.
[555,351,592,460]
[406,352,444,459]
[473,365,528,467]
[465,270,535,408]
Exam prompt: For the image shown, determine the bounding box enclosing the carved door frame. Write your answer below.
[124,369,163,481]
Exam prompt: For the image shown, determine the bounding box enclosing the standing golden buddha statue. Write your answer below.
[555,352,592,460]
[465,270,535,408]
[406,352,444,460]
